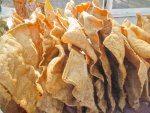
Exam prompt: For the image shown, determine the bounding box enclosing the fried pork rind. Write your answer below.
[136,13,150,33]
[25,0,38,17]
[46,45,76,106]
[79,11,116,112]
[1,0,150,113]
[79,11,103,52]
[39,36,58,67]
[41,12,75,105]
[89,6,108,20]
[0,33,42,113]
[122,21,150,108]
[61,17,103,80]
[7,23,43,68]
[88,5,112,38]
[11,12,24,27]
[76,2,91,13]
[40,26,64,68]
[0,84,11,111]
[13,0,29,18]
[126,30,150,59]
[39,15,65,66]
[122,19,150,44]
[130,26,150,44]
[123,35,150,110]
[64,0,78,18]
[50,21,65,40]
[62,48,98,113]
[44,0,56,26]
[103,33,126,111]
[103,19,127,111]
[37,92,64,113]
[122,23,150,63]
[56,9,69,29]
[136,13,143,28]
[94,80,107,113]
[80,5,117,112]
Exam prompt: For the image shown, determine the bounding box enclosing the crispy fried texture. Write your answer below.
[1,0,150,113]
[37,92,64,113]
[62,48,98,113]
[103,19,127,111]
[13,0,29,18]
[0,34,42,113]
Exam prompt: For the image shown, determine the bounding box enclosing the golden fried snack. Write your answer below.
[64,0,78,18]
[136,13,150,33]
[76,2,91,13]
[0,84,11,112]
[13,0,29,18]
[122,19,150,44]
[37,92,64,113]
[104,33,126,111]
[123,35,149,110]
[62,48,98,113]
[1,0,150,113]
[126,30,150,59]
[0,34,42,113]
[46,45,76,106]
[79,10,116,112]
[103,19,128,111]
[79,11,103,52]
[7,23,42,67]
[94,80,107,113]
[61,17,103,80]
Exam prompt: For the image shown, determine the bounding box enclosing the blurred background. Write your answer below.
[1,0,150,23]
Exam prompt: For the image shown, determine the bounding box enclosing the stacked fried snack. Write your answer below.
[0,0,150,113]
